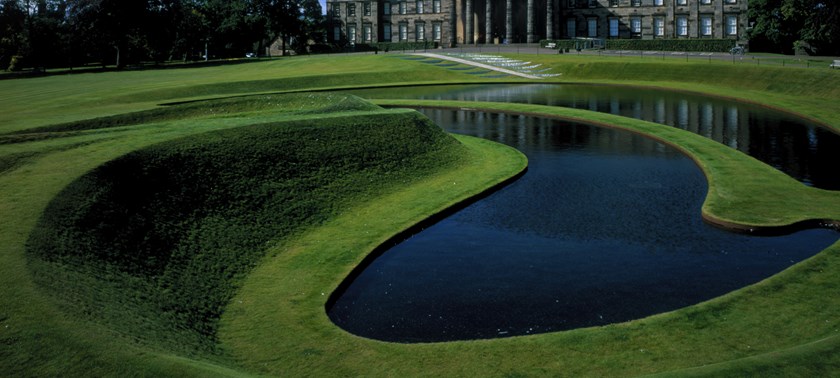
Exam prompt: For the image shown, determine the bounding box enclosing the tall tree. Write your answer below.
[749,0,791,53]
[201,0,265,58]
[0,0,27,69]
[26,0,68,69]
[7,0,321,69]
[298,0,324,49]
[171,0,210,61]
[145,0,182,62]
[749,0,839,55]
[67,0,148,68]
[798,1,839,55]
[0,0,71,70]
[260,0,301,56]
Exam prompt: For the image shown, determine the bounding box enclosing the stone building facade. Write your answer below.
[326,0,748,46]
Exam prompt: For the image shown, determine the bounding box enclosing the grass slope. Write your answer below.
[0,55,499,133]
[1,53,839,376]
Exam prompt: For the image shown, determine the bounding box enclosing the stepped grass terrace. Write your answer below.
[0,53,838,377]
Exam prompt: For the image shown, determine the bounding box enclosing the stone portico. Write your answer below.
[326,0,749,47]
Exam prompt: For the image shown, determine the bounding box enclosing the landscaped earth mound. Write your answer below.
[24,94,465,357]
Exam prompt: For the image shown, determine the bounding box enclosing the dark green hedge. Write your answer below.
[320,42,440,54]
[357,41,440,52]
[540,39,736,53]
[605,39,736,52]
[540,39,579,50]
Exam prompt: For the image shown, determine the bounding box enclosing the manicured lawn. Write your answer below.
[1,52,838,376]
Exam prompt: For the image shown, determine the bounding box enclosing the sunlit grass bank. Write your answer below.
[0,55,496,133]
[5,53,837,134]
[1,53,838,376]
[520,54,840,134]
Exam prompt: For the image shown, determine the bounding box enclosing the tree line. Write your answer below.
[2,1,839,71]
[0,0,324,71]
[748,0,839,56]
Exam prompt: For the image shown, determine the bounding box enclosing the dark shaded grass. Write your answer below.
[25,110,466,357]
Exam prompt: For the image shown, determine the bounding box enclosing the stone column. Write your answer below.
[450,0,457,46]
[689,0,699,38]
[486,0,493,43]
[466,0,473,44]
[505,0,513,43]
[527,0,535,43]
[546,0,554,40]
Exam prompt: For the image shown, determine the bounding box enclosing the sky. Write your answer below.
[319,0,327,14]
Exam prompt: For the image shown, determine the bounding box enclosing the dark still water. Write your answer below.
[327,111,839,343]
[346,84,840,190]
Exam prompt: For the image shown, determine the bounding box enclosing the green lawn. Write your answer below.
[1,53,838,377]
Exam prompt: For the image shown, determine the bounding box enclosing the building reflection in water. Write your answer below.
[348,84,840,190]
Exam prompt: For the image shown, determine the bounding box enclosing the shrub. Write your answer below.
[540,39,579,50]
[8,55,24,71]
[604,39,736,52]
[308,43,334,54]
[540,39,736,53]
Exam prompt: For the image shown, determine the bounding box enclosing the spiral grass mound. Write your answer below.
[24,94,466,357]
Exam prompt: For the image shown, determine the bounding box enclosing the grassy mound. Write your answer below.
[25,102,466,358]
[3,53,839,376]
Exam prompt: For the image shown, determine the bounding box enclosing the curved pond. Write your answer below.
[346,84,840,191]
[327,109,839,343]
